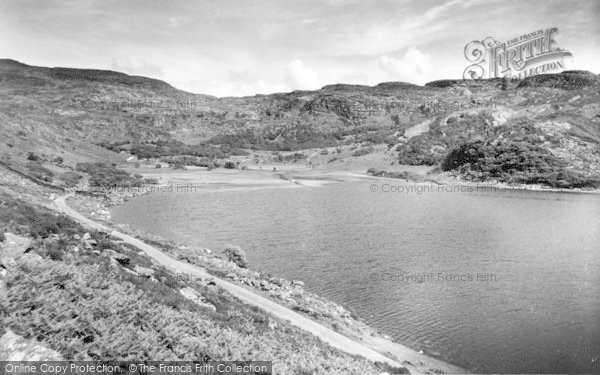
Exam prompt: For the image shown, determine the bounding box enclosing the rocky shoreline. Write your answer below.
[366,167,600,195]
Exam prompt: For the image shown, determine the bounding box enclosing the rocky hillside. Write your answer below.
[1,59,599,188]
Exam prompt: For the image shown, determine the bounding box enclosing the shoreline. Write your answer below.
[68,166,469,374]
[71,164,597,372]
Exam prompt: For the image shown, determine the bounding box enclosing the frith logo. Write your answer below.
[463,27,573,82]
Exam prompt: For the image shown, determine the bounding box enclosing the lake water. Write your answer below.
[112,180,600,373]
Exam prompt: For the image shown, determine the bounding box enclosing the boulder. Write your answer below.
[133,265,154,277]
[83,239,97,249]
[0,330,63,360]
[179,287,216,312]
[0,233,32,263]
[103,249,129,262]
[291,280,305,287]
[122,267,138,277]
[0,267,8,293]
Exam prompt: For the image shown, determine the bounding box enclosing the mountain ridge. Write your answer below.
[1,58,599,189]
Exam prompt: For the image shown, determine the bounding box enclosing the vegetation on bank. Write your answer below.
[441,140,600,188]
[75,162,145,188]
[159,156,220,170]
[366,168,422,181]
[97,140,248,160]
[392,112,600,189]
[0,193,407,374]
[396,113,496,166]
[207,123,397,152]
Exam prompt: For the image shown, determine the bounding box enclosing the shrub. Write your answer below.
[27,152,39,161]
[223,161,236,169]
[53,156,64,164]
[58,171,82,186]
[275,153,307,162]
[45,241,65,261]
[223,245,248,268]
[352,146,374,157]
[25,161,54,182]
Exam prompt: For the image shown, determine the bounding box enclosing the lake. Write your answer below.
[112,180,600,373]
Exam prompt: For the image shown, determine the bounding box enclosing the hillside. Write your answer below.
[1,59,599,188]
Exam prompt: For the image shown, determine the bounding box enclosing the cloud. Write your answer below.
[378,47,434,84]
[286,60,321,90]
[168,16,179,28]
[328,0,469,56]
[111,56,164,78]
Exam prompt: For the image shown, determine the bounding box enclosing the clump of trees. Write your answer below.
[274,152,307,162]
[75,162,144,188]
[98,140,247,160]
[223,161,237,169]
[441,140,600,188]
[161,156,218,169]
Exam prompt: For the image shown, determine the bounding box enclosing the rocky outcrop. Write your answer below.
[0,330,63,360]
[0,233,32,264]
[179,287,216,311]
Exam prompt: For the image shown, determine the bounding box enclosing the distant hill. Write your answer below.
[1,59,599,188]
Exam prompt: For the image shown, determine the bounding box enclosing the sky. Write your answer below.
[1,0,598,97]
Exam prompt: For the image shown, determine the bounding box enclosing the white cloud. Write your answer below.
[168,17,179,28]
[286,60,321,90]
[111,56,164,78]
[329,1,468,57]
[378,47,434,84]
